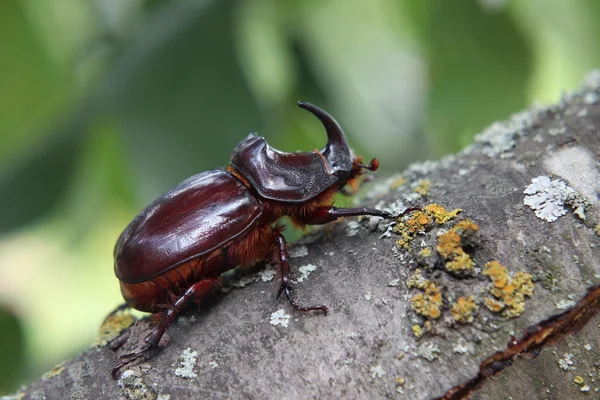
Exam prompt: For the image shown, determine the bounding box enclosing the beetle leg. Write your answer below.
[273,233,328,314]
[112,278,220,379]
[297,205,420,225]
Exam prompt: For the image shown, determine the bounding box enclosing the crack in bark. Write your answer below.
[437,283,600,400]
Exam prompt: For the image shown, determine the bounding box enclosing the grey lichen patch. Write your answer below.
[583,69,600,89]
[118,369,156,400]
[557,353,575,371]
[269,309,290,328]
[416,342,440,361]
[289,245,308,258]
[174,348,198,379]
[556,298,576,310]
[369,365,386,378]
[229,273,258,288]
[346,220,361,237]
[28,391,47,400]
[226,265,276,288]
[452,341,469,355]
[583,91,600,105]
[543,146,600,207]
[523,176,589,222]
[405,160,439,177]
[388,278,401,287]
[295,264,317,283]
[258,266,276,282]
[468,106,543,158]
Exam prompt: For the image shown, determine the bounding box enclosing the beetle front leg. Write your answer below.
[297,205,420,225]
[112,277,220,378]
[273,233,328,314]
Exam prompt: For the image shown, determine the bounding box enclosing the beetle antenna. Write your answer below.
[357,158,379,172]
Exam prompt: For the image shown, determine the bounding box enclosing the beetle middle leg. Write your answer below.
[112,277,221,378]
[273,233,328,314]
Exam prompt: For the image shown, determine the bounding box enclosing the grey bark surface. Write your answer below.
[12,72,600,400]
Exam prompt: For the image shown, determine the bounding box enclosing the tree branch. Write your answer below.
[14,72,600,400]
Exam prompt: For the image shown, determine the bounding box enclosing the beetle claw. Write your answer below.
[394,206,422,220]
[276,284,286,300]
[278,283,328,315]
[112,341,155,379]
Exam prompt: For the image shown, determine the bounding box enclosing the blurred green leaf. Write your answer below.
[0,306,25,395]
[97,0,266,205]
[0,1,74,167]
[267,39,330,154]
[0,121,83,234]
[411,0,533,155]
[0,1,83,234]
[59,117,134,243]
[511,0,600,102]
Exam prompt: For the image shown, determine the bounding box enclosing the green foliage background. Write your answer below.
[1,0,598,393]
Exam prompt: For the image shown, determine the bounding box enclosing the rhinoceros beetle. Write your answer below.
[111,101,418,377]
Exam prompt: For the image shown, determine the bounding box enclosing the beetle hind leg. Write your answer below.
[273,233,328,314]
[112,277,221,379]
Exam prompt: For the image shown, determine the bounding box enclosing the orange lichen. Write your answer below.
[42,363,65,380]
[452,219,479,236]
[407,269,427,289]
[414,180,431,196]
[412,321,433,338]
[412,324,424,338]
[97,312,136,346]
[446,252,475,273]
[425,204,462,224]
[451,296,478,324]
[410,276,443,320]
[483,261,534,318]
[483,297,505,313]
[436,219,479,275]
[436,230,462,259]
[418,247,432,257]
[390,176,407,190]
[394,204,462,249]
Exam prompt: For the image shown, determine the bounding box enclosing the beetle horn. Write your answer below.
[297,101,352,174]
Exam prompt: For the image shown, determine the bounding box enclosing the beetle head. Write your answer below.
[298,101,379,188]
[230,102,378,203]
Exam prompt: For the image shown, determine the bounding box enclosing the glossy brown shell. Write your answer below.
[230,133,339,203]
[114,169,262,284]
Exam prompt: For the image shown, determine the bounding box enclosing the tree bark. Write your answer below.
[14,72,600,400]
